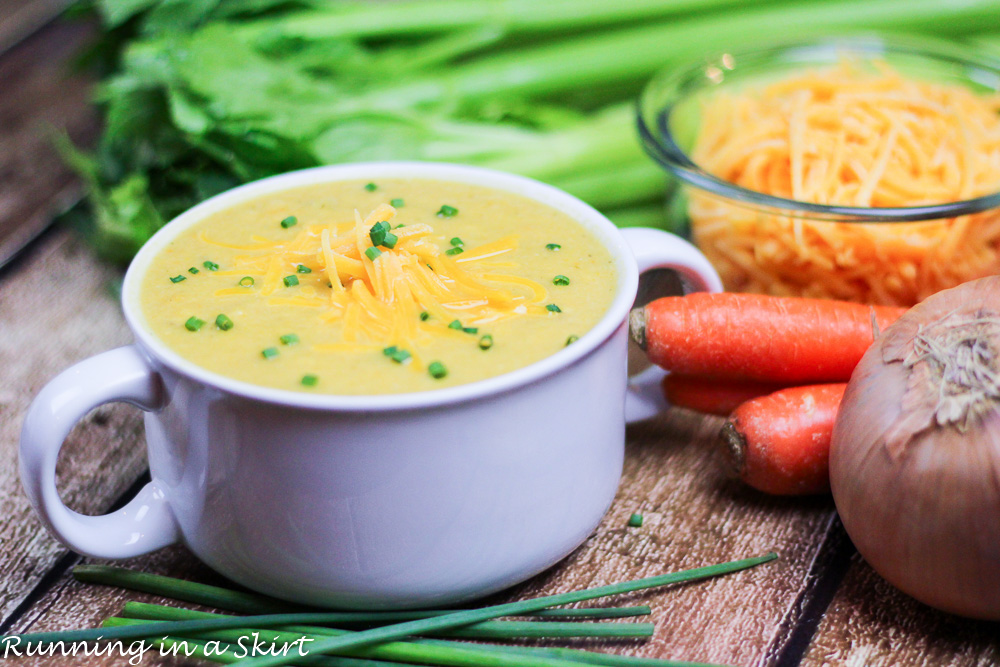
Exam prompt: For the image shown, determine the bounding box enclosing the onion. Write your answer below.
[830,276,1000,620]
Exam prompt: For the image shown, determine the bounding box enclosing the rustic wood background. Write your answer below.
[0,9,997,667]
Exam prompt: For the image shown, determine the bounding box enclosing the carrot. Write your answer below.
[720,383,847,495]
[629,293,906,384]
[662,374,787,416]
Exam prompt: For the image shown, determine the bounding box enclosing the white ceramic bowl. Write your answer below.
[20,162,721,608]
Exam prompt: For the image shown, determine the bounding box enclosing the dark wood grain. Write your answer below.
[802,556,1000,667]
[0,14,98,268]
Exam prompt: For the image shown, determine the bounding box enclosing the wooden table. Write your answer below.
[1,12,998,667]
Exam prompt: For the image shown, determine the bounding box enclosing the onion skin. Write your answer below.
[830,276,1000,620]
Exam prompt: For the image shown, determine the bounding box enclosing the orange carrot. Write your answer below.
[662,374,787,416]
[629,293,906,384]
[720,383,847,495]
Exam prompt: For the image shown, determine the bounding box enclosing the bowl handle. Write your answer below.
[19,345,180,558]
[620,227,722,423]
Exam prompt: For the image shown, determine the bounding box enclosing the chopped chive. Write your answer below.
[546,243,562,251]
[450,237,464,247]
[215,314,234,331]
[261,347,279,360]
[436,204,458,217]
[365,246,382,261]
[296,264,312,274]
[364,182,377,192]
[479,334,494,350]
[628,513,644,527]
[239,276,255,287]
[301,374,319,387]
[169,275,186,283]
[448,320,463,330]
[369,220,390,246]
[283,275,299,287]
[546,304,562,313]
[382,232,398,249]
[428,361,447,379]
[565,335,579,346]
[279,333,299,346]
[188,267,199,275]
[203,261,219,271]
[184,316,205,332]
[280,215,297,229]
[553,275,570,286]
[445,247,463,256]
[419,311,430,321]
[388,348,412,364]
[382,346,398,356]
[390,198,404,207]
[395,223,406,228]
[462,326,478,334]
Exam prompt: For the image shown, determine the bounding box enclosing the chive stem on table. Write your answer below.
[72,563,651,620]
[232,553,777,667]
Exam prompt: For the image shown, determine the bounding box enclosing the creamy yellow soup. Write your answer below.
[140,178,617,394]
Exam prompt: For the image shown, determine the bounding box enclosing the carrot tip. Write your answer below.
[628,307,647,350]
[719,421,746,476]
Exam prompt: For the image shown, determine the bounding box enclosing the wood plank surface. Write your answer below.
[6,411,840,666]
[802,556,1000,667]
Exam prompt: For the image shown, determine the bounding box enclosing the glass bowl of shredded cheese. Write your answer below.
[638,36,1000,306]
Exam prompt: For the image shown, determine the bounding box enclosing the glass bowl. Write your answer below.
[637,36,1000,306]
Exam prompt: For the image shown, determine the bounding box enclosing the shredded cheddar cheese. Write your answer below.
[200,204,548,366]
[690,60,1000,305]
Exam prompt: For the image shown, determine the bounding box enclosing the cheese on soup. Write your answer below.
[139,178,617,394]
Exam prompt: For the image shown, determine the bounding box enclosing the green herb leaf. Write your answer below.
[448,320,462,330]
[628,513,643,527]
[215,314,234,331]
[463,326,478,334]
[203,261,219,271]
[546,243,561,251]
[546,304,562,313]
[382,231,398,249]
[479,334,494,350]
[436,204,458,217]
[445,247,463,256]
[565,334,579,346]
[296,264,312,273]
[184,316,205,331]
[188,267,199,274]
[390,198,404,207]
[279,333,299,345]
[280,215,297,229]
[365,246,382,261]
[283,275,299,287]
[261,347,279,360]
[419,311,430,321]
[428,361,447,379]
[364,182,377,192]
[369,220,390,246]
[450,237,464,247]
[553,275,570,285]
[170,275,186,283]
[301,374,319,387]
[239,276,255,287]
[388,348,411,364]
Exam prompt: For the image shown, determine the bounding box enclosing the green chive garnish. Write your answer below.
[546,243,561,251]
[419,311,430,321]
[390,198,404,207]
[215,314,234,331]
[296,264,312,274]
[382,232,398,249]
[364,182,378,192]
[463,326,478,334]
[279,333,299,345]
[437,204,458,217]
[280,215,297,229]
[553,275,570,286]
[261,347,279,360]
[628,513,644,527]
[382,346,398,356]
[369,220,390,246]
[188,267,199,275]
[239,276,255,287]
[301,374,319,387]
[283,275,299,287]
[445,247,463,256]
[450,237,464,247]
[203,261,219,271]
[546,304,562,313]
[395,223,406,228]
[479,334,494,350]
[565,335,579,346]
[365,246,382,261]
[184,316,204,332]
[389,348,412,364]
[170,275,186,283]
[428,361,447,379]
[448,320,463,330]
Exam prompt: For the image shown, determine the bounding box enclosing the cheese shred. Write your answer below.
[690,60,1000,305]
[200,205,547,363]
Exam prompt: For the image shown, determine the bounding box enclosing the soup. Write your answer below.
[139,178,617,394]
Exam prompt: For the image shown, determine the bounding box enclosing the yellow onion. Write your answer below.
[830,276,1000,619]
